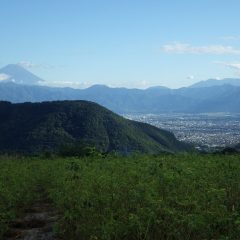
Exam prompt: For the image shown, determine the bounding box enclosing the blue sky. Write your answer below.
[1,0,240,88]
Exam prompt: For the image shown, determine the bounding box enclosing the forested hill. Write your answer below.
[0,100,191,154]
[235,143,240,151]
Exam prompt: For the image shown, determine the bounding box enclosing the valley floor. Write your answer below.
[125,113,240,151]
[1,153,240,240]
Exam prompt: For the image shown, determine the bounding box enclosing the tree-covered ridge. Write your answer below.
[235,143,240,151]
[0,100,190,154]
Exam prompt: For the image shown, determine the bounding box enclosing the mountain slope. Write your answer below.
[190,78,240,88]
[0,64,44,85]
[235,143,240,151]
[0,101,190,154]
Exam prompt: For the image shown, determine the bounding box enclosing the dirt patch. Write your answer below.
[4,191,58,240]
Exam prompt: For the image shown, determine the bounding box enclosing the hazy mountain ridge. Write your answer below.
[190,78,240,88]
[1,81,240,113]
[0,64,240,113]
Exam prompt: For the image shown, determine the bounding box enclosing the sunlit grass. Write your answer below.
[1,154,240,239]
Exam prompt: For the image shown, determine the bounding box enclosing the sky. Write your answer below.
[1,0,240,89]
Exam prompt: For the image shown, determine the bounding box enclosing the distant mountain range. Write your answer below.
[0,100,190,154]
[190,78,240,88]
[0,64,240,113]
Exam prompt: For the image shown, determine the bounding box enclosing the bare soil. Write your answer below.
[4,189,58,240]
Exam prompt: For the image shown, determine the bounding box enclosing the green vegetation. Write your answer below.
[0,100,191,154]
[0,156,44,236]
[1,153,240,239]
[235,143,240,151]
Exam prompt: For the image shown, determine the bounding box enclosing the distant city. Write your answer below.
[124,113,240,151]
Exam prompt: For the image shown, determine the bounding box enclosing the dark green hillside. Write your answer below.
[0,100,190,154]
[235,143,240,151]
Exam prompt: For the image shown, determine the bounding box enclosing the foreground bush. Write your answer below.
[0,156,40,237]
[1,153,240,239]
[48,154,240,239]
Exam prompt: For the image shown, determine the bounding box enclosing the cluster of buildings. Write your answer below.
[124,113,240,151]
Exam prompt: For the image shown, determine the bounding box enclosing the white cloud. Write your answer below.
[224,63,240,71]
[138,80,149,88]
[18,61,40,69]
[187,75,195,80]
[18,61,57,69]
[131,80,150,89]
[108,80,151,89]
[216,61,240,71]
[221,36,240,41]
[42,80,91,89]
[162,42,240,55]
[0,73,10,81]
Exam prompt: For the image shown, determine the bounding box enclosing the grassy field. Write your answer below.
[1,153,240,239]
